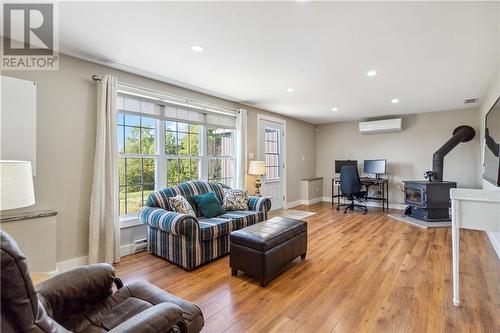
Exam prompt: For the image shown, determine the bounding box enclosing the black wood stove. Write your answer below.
[404,126,475,222]
[404,180,457,221]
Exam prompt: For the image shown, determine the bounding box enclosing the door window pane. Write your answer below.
[265,128,280,180]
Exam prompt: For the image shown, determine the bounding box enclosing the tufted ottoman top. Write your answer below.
[230,217,307,252]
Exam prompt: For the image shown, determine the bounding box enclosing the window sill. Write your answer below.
[120,215,143,229]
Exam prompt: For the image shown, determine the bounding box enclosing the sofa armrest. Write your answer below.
[109,303,183,333]
[140,207,200,237]
[37,264,116,321]
[247,196,272,217]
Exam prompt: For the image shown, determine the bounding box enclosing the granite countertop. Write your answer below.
[0,210,57,223]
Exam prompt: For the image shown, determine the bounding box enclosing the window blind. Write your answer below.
[117,85,237,128]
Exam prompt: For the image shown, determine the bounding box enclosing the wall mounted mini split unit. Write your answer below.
[359,118,402,134]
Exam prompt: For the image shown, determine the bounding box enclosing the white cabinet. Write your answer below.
[300,177,323,205]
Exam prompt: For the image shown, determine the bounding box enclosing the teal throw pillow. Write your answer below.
[192,192,225,218]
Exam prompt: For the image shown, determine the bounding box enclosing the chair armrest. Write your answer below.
[37,264,116,321]
[109,303,183,333]
[140,207,200,237]
[248,196,272,216]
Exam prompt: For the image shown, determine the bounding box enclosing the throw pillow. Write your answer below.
[192,192,225,218]
[223,189,248,211]
[168,195,196,216]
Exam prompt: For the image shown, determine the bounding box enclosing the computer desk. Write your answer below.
[331,177,389,211]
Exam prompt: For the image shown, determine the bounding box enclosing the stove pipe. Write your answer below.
[432,125,475,182]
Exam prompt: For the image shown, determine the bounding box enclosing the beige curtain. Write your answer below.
[89,75,120,264]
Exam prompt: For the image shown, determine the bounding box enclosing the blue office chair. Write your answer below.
[337,165,368,214]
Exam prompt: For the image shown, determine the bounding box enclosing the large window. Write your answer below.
[117,94,236,218]
[207,127,234,186]
[117,113,157,215]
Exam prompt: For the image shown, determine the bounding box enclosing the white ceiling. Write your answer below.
[56,1,499,124]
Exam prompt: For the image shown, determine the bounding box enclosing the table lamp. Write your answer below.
[248,160,265,196]
[0,161,35,211]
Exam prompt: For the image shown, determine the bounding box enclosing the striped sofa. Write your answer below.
[140,180,271,270]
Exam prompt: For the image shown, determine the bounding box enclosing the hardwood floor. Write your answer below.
[115,203,500,333]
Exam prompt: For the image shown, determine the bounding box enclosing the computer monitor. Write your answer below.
[364,159,386,177]
[335,160,358,174]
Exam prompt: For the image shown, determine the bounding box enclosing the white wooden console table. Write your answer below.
[450,188,500,306]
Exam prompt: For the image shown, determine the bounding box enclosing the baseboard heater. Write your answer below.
[134,238,148,253]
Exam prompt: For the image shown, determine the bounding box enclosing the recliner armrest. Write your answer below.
[140,207,200,238]
[37,264,116,321]
[109,303,183,333]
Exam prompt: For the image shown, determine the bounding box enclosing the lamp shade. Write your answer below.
[0,161,35,211]
[248,160,266,176]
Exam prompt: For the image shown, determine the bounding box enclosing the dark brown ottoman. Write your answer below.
[229,216,307,287]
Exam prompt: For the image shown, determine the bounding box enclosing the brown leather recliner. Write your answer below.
[0,230,204,333]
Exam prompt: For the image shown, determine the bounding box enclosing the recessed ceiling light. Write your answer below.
[287,88,294,93]
[367,70,377,77]
[191,45,204,52]
[331,107,339,112]
[391,98,399,104]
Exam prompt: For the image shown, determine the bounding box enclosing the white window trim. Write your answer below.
[118,93,237,227]
[256,114,287,205]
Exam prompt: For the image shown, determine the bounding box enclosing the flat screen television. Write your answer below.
[483,97,500,186]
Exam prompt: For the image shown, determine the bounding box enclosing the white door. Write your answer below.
[258,118,284,210]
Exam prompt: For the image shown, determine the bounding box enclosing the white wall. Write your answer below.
[477,1,500,257]
[316,108,481,207]
[479,66,500,257]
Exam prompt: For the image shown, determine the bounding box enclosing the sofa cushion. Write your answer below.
[169,195,196,216]
[192,192,225,218]
[198,210,264,241]
[223,189,248,211]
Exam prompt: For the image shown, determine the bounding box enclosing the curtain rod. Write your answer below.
[91,74,239,116]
